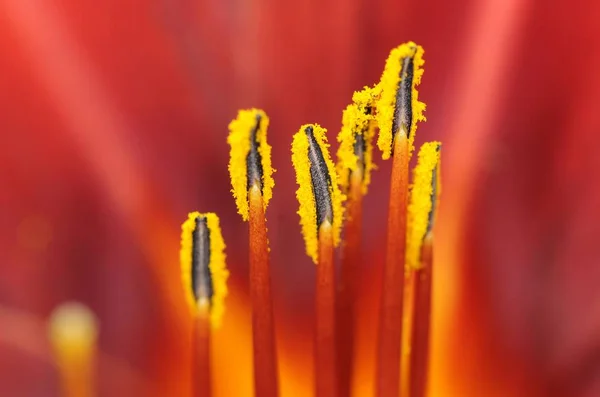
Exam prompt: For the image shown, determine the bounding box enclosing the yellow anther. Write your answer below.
[228,109,275,221]
[292,124,345,263]
[376,42,426,160]
[180,212,229,327]
[337,86,378,195]
[406,142,441,269]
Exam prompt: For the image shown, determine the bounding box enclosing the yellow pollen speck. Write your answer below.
[375,42,426,160]
[292,124,346,264]
[406,142,441,269]
[337,86,378,195]
[227,109,275,221]
[180,212,229,328]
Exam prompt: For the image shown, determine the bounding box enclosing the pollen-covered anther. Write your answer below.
[180,212,228,327]
[307,127,334,226]
[376,42,427,160]
[292,124,345,263]
[406,142,441,270]
[337,86,378,195]
[228,109,275,221]
[247,114,264,191]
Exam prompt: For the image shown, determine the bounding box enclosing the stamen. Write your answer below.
[181,212,228,397]
[375,42,426,160]
[375,43,427,397]
[229,108,279,397]
[228,109,275,220]
[48,302,98,397]
[292,124,344,397]
[291,124,345,263]
[406,143,441,397]
[335,86,377,396]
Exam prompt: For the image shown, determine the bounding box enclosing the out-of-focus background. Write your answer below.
[1,0,599,396]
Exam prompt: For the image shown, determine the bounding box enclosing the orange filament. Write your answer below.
[401,269,416,397]
[337,169,364,397]
[249,185,280,397]
[316,221,338,397]
[377,132,409,397]
[193,301,212,397]
[409,234,433,397]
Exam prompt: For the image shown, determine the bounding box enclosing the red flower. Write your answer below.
[0,0,599,396]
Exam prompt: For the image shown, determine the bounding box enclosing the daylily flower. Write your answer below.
[1,0,599,396]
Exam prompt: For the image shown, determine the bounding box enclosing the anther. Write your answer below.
[293,123,345,263]
[306,125,334,227]
[425,144,441,234]
[246,113,264,192]
[392,52,415,142]
[353,132,366,175]
[228,109,274,221]
[376,42,426,160]
[192,216,213,304]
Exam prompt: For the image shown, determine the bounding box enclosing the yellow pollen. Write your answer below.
[406,142,441,269]
[180,212,229,328]
[227,109,275,221]
[336,86,378,195]
[292,124,346,264]
[375,42,426,160]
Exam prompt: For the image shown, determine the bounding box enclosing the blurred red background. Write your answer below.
[1,0,599,396]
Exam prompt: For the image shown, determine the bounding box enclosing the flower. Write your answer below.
[1,0,600,396]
